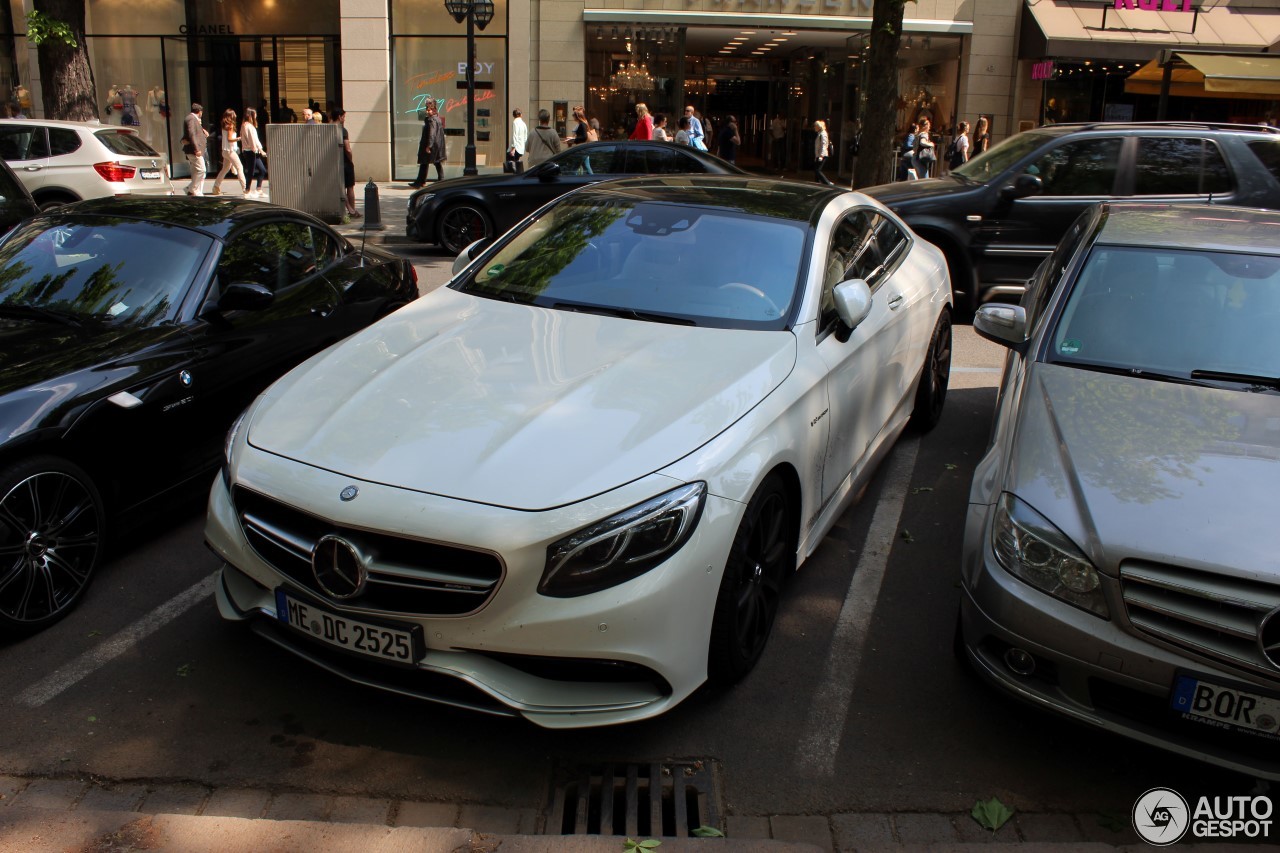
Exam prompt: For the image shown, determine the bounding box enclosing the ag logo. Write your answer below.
[1133,787,1190,846]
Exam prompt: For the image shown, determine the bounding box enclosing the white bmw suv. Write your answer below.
[0,118,174,210]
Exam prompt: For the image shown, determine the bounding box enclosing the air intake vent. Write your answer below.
[548,761,720,838]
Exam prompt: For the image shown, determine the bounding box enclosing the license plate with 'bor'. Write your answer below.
[1171,674,1280,740]
[140,169,161,179]
[275,589,419,664]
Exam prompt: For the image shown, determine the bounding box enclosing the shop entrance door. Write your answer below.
[191,42,278,125]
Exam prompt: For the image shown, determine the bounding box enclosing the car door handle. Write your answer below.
[887,294,905,310]
[23,165,41,171]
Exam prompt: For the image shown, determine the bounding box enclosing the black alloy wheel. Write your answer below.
[708,474,795,685]
[911,309,952,432]
[437,203,493,255]
[0,457,104,635]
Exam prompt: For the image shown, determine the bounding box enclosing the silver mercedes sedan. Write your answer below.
[960,202,1280,780]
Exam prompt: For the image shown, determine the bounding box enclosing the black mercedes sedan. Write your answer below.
[0,197,417,635]
[406,140,745,254]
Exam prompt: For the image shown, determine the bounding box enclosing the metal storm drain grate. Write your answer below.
[547,761,722,838]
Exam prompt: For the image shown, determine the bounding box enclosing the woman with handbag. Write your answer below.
[240,108,267,198]
[915,117,937,179]
[211,108,246,196]
[629,103,653,141]
[813,120,834,187]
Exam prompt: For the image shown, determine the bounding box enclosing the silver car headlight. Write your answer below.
[991,493,1108,618]
[224,406,250,468]
[540,482,706,598]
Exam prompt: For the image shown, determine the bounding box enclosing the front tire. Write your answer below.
[911,309,951,433]
[707,474,796,686]
[437,203,493,255]
[0,456,105,636]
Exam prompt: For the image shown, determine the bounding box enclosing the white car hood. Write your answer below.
[249,288,797,510]
[1008,364,1280,582]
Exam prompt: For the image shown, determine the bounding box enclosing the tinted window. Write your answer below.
[94,129,159,156]
[553,145,619,176]
[219,222,315,293]
[1245,138,1280,183]
[0,126,48,161]
[48,128,81,156]
[626,146,693,174]
[1029,138,1121,196]
[0,218,210,325]
[1133,138,1230,195]
[1024,209,1090,329]
[951,130,1055,183]
[820,210,908,329]
[457,196,805,330]
[1051,245,1280,378]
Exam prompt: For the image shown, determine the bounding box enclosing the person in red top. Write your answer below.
[629,103,653,140]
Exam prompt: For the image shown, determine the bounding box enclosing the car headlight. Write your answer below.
[540,482,706,598]
[410,193,435,212]
[991,493,1107,618]
[220,403,256,489]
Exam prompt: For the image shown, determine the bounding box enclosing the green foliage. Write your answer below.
[691,826,725,837]
[25,11,77,48]
[622,840,661,851]
[971,797,1015,833]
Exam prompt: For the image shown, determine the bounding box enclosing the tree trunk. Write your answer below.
[853,0,907,189]
[32,0,96,121]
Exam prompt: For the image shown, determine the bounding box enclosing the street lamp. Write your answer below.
[445,0,495,176]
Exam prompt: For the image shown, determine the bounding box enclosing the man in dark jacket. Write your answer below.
[409,101,447,187]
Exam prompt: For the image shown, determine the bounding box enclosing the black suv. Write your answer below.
[862,122,1280,316]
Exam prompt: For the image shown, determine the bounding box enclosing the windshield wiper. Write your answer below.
[549,300,696,326]
[0,304,83,329]
[1190,369,1280,391]
[1063,361,1212,387]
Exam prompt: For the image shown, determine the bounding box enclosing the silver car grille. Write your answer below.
[1121,560,1280,682]
[233,487,504,617]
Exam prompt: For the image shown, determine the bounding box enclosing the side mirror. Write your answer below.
[451,239,486,277]
[833,278,873,332]
[215,281,274,312]
[1002,173,1043,201]
[973,303,1029,349]
[537,162,561,181]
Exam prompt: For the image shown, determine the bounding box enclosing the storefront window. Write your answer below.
[392,0,508,36]
[391,36,507,180]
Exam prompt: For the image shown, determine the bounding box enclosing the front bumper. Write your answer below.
[205,442,738,728]
[960,501,1280,780]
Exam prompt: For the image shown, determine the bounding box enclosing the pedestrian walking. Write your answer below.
[629,103,653,141]
[947,120,970,171]
[424,101,447,181]
[915,118,937,178]
[973,116,991,156]
[182,103,209,196]
[211,109,246,196]
[770,113,787,169]
[674,116,692,146]
[334,108,359,218]
[813,120,834,186]
[684,106,707,151]
[525,108,562,167]
[508,108,527,173]
[652,114,669,142]
[570,106,590,146]
[717,115,741,164]
[898,122,919,180]
[240,108,267,198]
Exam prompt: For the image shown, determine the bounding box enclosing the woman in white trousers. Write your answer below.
[212,108,246,196]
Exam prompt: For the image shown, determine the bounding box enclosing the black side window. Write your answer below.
[1024,209,1090,329]
[637,146,690,174]
[820,210,903,331]
[1029,138,1121,196]
[0,126,48,161]
[557,145,618,176]
[310,226,339,267]
[1134,137,1231,195]
[218,222,314,293]
[1244,138,1280,183]
[48,129,81,156]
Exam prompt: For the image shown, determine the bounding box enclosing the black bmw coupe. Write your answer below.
[0,197,417,634]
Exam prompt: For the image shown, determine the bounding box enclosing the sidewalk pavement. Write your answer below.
[0,773,1251,852]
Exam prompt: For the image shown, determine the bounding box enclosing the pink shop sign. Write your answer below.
[1114,0,1195,11]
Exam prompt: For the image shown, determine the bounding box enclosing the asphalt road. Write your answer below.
[0,256,1261,830]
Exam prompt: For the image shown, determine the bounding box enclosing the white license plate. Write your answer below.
[275,589,418,664]
[139,168,161,180]
[1171,674,1280,740]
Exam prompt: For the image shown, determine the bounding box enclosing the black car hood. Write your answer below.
[412,173,526,197]
[0,318,189,435]
[861,176,983,211]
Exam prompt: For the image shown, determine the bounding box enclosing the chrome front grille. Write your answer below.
[1121,560,1280,681]
[233,487,503,616]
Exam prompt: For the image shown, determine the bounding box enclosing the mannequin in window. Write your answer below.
[146,85,166,144]
[119,84,140,127]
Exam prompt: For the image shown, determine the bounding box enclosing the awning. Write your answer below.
[1125,51,1280,99]
[1022,0,1280,62]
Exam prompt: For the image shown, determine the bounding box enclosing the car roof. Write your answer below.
[1040,121,1280,138]
[556,140,748,173]
[572,175,844,224]
[48,197,321,240]
[0,118,132,133]
[1096,202,1280,256]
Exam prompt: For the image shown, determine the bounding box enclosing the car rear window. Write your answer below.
[1246,138,1280,183]
[94,129,160,156]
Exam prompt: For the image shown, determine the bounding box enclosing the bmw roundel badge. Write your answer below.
[340,485,359,502]
[179,370,193,388]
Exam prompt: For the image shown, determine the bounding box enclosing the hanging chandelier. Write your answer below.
[611,61,654,92]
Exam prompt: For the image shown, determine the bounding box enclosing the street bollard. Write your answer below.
[362,179,387,231]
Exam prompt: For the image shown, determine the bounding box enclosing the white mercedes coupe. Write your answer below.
[205,176,952,727]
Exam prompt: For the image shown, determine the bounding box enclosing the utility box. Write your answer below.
[264,123,345,223]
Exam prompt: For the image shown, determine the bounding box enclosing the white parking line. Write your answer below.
[952,366,1003,373]
[794,437,920,777]
[17,573,218,707]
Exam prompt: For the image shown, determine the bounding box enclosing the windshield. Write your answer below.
[952,130,1055,183]
[95,129,161,157]
[455,195,807,330]
[0,217,212,326]
[1050,245,1280,388]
